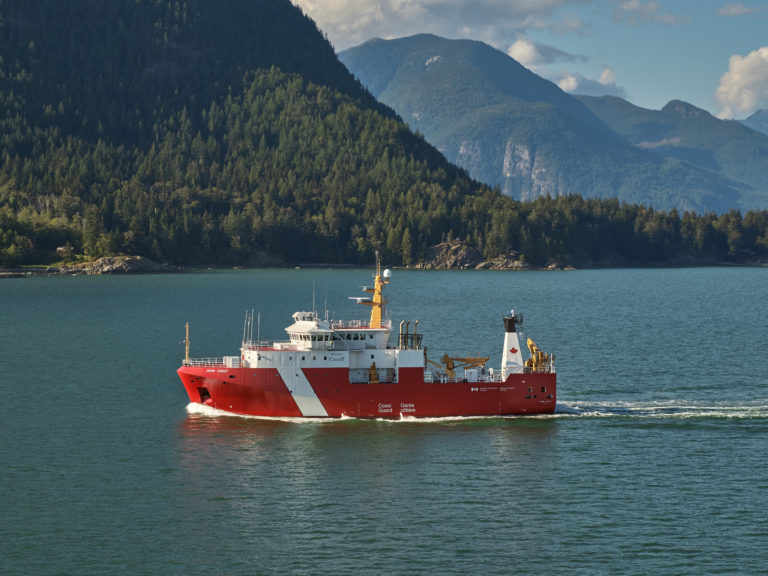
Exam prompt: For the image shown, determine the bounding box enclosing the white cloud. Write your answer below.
[613,0,687,25]
[506,37,583,69]
[715,46,768,118]
[599,67,616,84]
[558,74,580,92]
[717,3,766,16]
[293,0,588,50]
[508,38,541,67]
[557,69,627,98]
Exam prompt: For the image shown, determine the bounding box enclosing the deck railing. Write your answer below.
[331,319,392,330]
[182,357,224,367]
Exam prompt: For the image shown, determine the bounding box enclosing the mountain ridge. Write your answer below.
[577,95,768,210]
[340,34,762,213]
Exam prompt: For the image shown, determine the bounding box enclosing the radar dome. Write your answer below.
[383,269,392,280]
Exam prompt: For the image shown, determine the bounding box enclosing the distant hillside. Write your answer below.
[339,35,753,213]
[578,96,768,210]
[741,109,768,136]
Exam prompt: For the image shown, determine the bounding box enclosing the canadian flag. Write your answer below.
[509,348,518,354]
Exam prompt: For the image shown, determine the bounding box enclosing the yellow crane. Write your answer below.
[525,338,553,372]
[426,352,489,380]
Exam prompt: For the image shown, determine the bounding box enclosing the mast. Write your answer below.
[360,252,390,328]
[185,322,190,364]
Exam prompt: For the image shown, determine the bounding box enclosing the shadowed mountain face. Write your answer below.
[340,34,765,213]
[0,0,379,145]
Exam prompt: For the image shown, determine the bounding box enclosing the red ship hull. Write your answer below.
[177,365,556,419]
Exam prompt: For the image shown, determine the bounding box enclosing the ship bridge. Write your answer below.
[284,311,336,350]
[282,311,392,351]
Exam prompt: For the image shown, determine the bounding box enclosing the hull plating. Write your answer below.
[178,365,556,419]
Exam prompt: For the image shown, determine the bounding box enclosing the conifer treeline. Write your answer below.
[2,67,768,267]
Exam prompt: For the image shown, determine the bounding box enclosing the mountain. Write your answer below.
[1,2,766,269]
[577,96,768,210]
[339,34,754,213]
[741,109,768,136]
[0,0,488,266]
[0,0,378,145]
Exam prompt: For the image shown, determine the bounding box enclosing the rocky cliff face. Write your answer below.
[455,138,561,201]
[503,140,560,200]
[409,240,562,270]
[412,240,483,269]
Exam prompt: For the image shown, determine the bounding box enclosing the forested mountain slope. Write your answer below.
[0,0,484,265]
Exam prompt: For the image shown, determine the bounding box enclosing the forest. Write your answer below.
[1,0,767,268]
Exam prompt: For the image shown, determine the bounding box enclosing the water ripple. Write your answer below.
[556,399,768,419]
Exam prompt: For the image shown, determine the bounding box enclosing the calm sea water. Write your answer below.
[2,267,767,575]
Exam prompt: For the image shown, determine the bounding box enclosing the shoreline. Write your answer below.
[3,259,766,279]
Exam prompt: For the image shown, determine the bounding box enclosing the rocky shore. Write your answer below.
[0,256,180,277]
[410,240,572,271]
[53,256,178,275]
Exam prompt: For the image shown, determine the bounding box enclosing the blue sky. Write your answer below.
[293,0,768,119]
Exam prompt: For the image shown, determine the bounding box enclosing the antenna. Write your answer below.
[257,311,261,347]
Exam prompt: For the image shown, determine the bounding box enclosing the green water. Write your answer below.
[2,268,767,575]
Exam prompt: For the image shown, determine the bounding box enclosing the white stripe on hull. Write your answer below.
[276,366,328,417]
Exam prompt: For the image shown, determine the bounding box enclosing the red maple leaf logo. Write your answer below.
[509,348,518,354]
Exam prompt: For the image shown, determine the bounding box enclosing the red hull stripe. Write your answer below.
[178,366,555,419]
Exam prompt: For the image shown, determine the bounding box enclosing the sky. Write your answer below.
[292,0,768,119]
